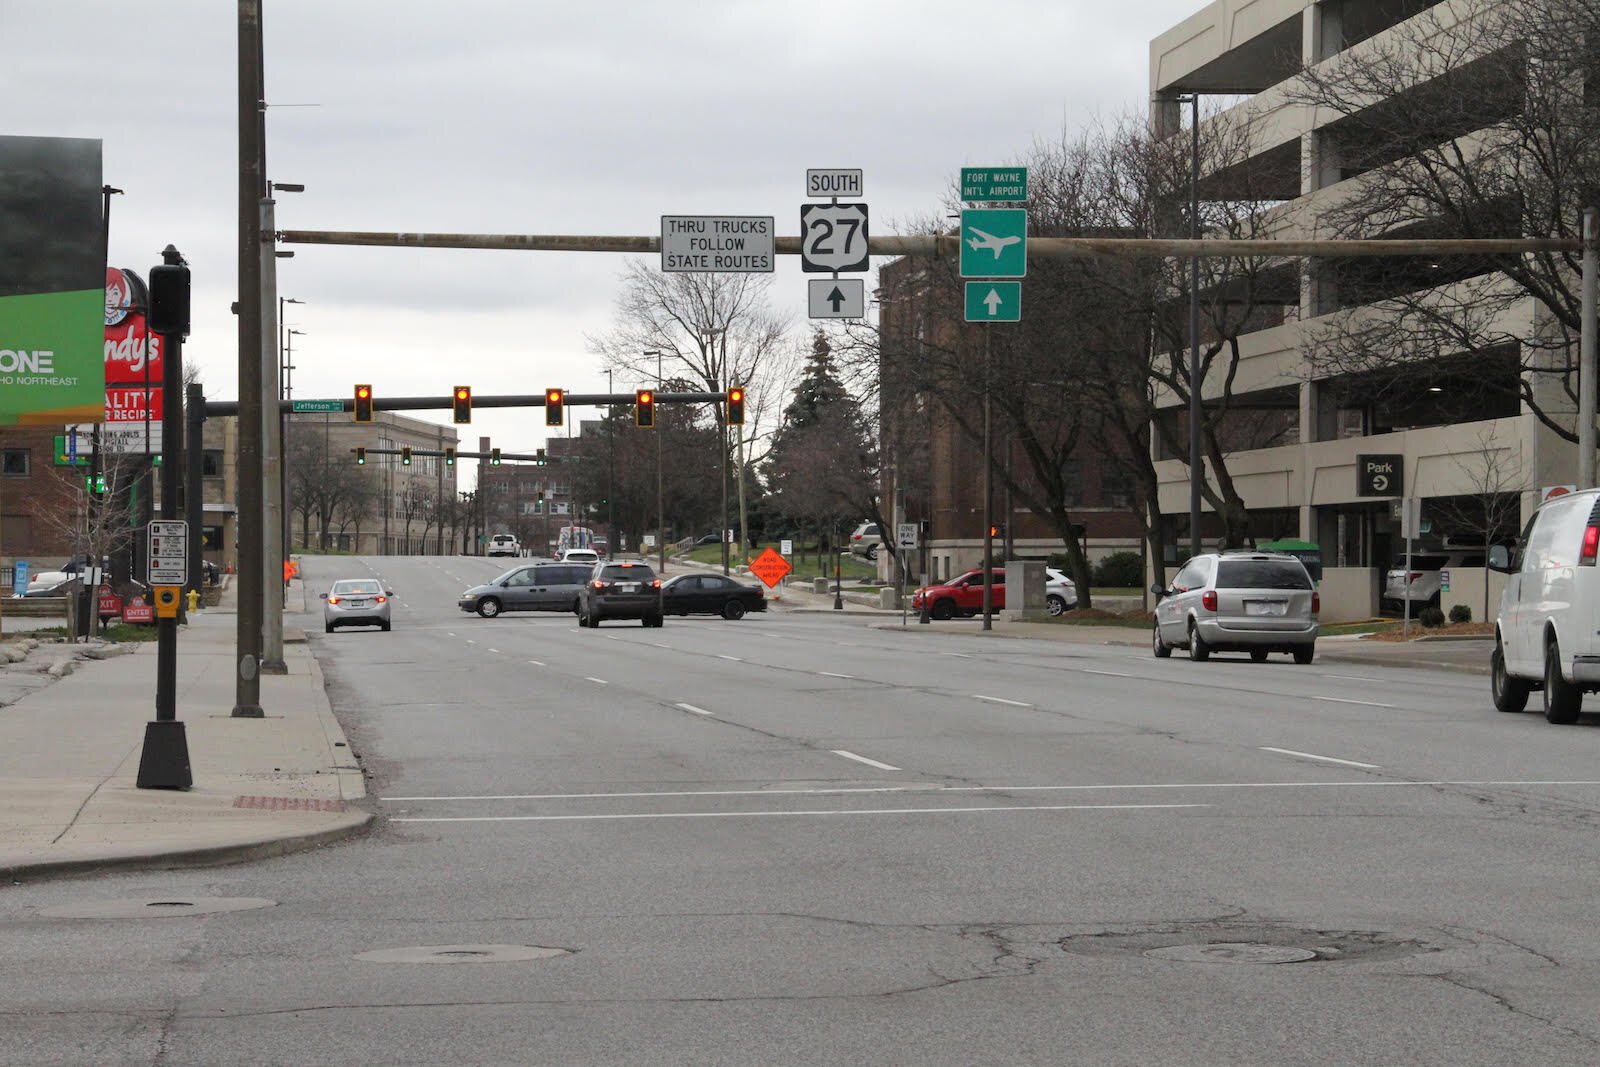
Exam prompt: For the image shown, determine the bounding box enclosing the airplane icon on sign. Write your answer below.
[965,227,1021,258]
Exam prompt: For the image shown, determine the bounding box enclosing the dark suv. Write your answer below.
[579,561,664,628]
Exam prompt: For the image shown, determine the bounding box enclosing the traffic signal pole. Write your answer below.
[981,328,993,632]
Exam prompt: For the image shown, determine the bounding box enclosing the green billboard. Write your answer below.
[0,136,106,425]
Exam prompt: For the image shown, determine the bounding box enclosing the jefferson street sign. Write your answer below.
[660,216,774,272]
[1357,453,1403,496]
[965,281,1021,322]
[808,278,865,319]
[292,399,344,413]
[960,208,1027,278]
[960,166,1028,203]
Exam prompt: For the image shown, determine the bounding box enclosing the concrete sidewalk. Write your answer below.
[0,580,369,883]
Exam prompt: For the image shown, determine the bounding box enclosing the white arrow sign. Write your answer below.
[807,278,865,319]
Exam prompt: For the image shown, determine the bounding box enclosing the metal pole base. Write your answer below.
[136,720,192,790]
[231,705,265,718]
[920,609,932,625]
[260,658,288,675]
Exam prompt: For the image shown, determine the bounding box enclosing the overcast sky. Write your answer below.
[8,0,1199,482]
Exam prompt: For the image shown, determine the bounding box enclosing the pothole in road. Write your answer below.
[1061,924,1438,965]
[38,897,278,920]
[353,944,575,964]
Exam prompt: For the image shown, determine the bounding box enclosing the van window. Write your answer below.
[1216,560,1311,590]
[1525,499,1579,571]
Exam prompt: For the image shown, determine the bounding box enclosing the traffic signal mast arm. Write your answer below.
[202,391,729,418]
[351,447,559,463]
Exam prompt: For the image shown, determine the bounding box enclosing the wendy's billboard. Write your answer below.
[105,266,163,387]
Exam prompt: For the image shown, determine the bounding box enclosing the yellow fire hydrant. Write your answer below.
[186,588,202,613]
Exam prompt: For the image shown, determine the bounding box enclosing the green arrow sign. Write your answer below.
[960,208,1027,278]
[291,399,345,413]
[965,282,1021,322]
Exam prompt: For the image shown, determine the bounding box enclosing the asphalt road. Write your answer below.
[8,553,1600,1065]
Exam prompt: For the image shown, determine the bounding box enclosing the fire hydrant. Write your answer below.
[186,588,202,613]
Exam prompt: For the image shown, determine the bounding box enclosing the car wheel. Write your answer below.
[866,544,879,561]
[1250,649,1269,663]
[577,612,589,628]
[931,600,956,621]
[590,613,605,628]
[1492,640,1530,713]
[647,614,664,628]
[324,622,334,634]
[1046,594,1067,617]
[1152,621,1171,659]
[1292,646,1314,665]
[380,622,391,632]
[477,597,501,619]
[1543,638,1582,724]
[722,600,746,621]
[1187,622,1210,662]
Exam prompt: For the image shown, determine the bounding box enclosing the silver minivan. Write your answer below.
[457,562,591,618]
[1152,551,1319,663]
[1489,488,1600,722]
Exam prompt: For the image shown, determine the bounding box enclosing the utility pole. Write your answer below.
[1187,91,1203,558]
[981,327,994,632]
[1581,207,1597,488]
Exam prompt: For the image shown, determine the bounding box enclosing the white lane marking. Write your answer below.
[446,632,456,638]
[818,671,855,679]
[972,694,1033,707]
[942,652,971,658]
[488,649,501,654]
[380,780,1600,802]
[584,677,609,686]
[466,639,476,645]
[651,643,673,650]
[392,803,1207,824]
[1260,747,1380,769]
[676,702,714,716]
[831,749,901,771]
[528,660,545,667]
[1310,696,1395,708]
[717,654,743,662]
[569,628,583,633]
[1320,674,1385,683]
[605,635,621,641]
[1082,668,1135,678]
[760,632,782,638]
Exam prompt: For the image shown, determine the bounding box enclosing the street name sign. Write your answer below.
[748,546,793,589]
[292,399,344,413]
[660,216,774,272]
[960,208,1027,278]
[806,169,862,198]
[808,278,865,319]
[965,281,1021,322]
[147,520,188,585]
[960,167,1028,203]
[800,203,870,272]
[1357,453,1403,496]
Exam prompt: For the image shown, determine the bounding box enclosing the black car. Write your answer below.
[578,561,663,628]
[660,573,767,620]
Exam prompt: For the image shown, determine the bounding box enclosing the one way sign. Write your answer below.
[808,277,865,319]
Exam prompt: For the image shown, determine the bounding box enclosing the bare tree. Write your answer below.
[397,482,428,554]
[1284,0,1600,443]
[1429,426,1532,620]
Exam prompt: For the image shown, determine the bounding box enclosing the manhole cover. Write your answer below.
[354,944,573,965]
[38,897,277,920]
[1144,942,1318,965]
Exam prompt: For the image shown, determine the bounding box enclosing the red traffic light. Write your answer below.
[452,385,472,424]
[545,388,564,427]
[635,389,655,428]
[354,384,373,423]
[726,385,745,425]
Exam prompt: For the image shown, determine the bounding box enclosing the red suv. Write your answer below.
[912,568,1005,620]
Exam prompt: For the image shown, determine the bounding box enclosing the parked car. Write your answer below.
[1152,551,1319,664]
[458,562,591,618]
[578,560,663,628]
[849,522,883,560]
[21,571,74,597]
[660,573,767,619]
[694,533,723,546]
[321,578,392,633]
[912,568,1006,620]
[562,548,600,565]
[1382,549,1484,614]
[1489,488,1600,722]
[486,533,521,557]
[1045,567,1078,616]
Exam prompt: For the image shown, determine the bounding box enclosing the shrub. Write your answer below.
[1448,604,1473,625]
[1092,551,1144,588]
[1419,605,1446,628]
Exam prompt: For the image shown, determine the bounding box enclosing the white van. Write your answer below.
[487,534,521,557]
[1489,488,1600,722]
[561,548,600,566]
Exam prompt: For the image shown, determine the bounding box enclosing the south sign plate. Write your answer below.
[800,203,870,272]
[806,169,863,198]
[660,216,774,273]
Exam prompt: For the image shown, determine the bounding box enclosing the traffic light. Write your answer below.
[635,389,655,428]
[401,446,412,466]
[726,385,745,425]
[444,447,456,467]
[987,522,1007,539]
[490,447,502,466]
[354,384,373,422]
[84,473,107,496]
[535,448,546,466]
[545,388,564,427]
[148,262,191,338]
[452,386,472,424]
[355,447,366,465]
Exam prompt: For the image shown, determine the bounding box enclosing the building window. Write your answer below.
[202,449,224,477]
[2,449,28,476]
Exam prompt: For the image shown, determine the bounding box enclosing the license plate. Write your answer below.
[347,599,368,607]
[1246,601,1285,616]
[620,583,638,593]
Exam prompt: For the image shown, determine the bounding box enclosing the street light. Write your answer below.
[283,325,306,551]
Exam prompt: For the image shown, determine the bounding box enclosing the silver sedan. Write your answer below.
[321,578,392,633]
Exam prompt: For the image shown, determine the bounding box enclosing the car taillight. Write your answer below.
[1407,572,1422,583]
[374,595,387,603]
[1311,592,1320,615]
[327,595,340,604]
[651,579,661,588]
[591,580,606,589]
[1582,525,1600,566]
[1202,590,1217,612]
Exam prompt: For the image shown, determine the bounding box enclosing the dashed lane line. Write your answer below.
[391,803,1208,824]
[1260,747,1380,769]
[830,749,901,771]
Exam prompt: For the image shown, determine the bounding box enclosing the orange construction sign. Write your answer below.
[748,547,793,589]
